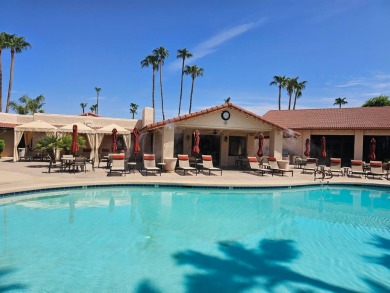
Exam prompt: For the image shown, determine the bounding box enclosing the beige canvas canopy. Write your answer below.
[95,123,131,153]
[57,122,96,159]
[13,120,57,161]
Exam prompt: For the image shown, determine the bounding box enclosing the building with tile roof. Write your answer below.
[263,107,390,164]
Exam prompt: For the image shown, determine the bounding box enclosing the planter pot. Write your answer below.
[163,157,178,173]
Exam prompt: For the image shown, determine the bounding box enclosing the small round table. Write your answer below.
[127,162,137,173]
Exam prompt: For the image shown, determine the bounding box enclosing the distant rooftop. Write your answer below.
[263,107,390,130]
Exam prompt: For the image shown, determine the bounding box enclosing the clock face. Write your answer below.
[221,110,230,121]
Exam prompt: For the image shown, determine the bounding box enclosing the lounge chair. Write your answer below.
[247,157,268,176]
[268,157,293,176]
[303,158,318,174]
[201,155,222,176]
[176,154,197,176]
[109,155,126,176]
[142,154,161,176]
[349,160,366,178]
[367,161,385,179]
[328,158,343,176]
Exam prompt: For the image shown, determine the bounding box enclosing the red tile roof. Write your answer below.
[141,103,295,134]
[79,112,100,117]
[262,107,390,130]
[0,123,19,128]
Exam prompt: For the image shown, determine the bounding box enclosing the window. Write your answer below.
[228,136,246,156]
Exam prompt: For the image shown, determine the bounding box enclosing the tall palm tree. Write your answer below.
[285,77,298,110]
[95,87,101,114]
[177,48,192,116]
[129,102,139,119]
[6,35,31,113]
[184,65,204,114]
[334,97,348,108]
[0,32,12,113]
[80,102,87,114]
[153,46,169,120]
[270,75,287,110]
[292,80,307,110]
[141,55,159,109]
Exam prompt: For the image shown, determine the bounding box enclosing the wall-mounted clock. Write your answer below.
[221,110,230,121]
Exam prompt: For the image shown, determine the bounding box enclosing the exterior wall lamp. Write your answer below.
[186,134,191,142]
[224,136,228,143]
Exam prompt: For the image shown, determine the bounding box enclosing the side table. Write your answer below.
[127,162,137,174]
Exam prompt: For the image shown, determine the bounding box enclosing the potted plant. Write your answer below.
[56,134,86,156]
[35,135,58,161]
[0,139,5,158]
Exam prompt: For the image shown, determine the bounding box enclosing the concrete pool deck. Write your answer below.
[0,157,389,203]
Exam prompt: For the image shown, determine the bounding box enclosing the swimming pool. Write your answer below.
[0,185,389,292]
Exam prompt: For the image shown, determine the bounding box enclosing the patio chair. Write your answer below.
[303,158,318,174]
[349,160,366,178]
[247,157,268,176]
[98,154,109,168]
[48,159,64,173]
[367,161,386,179]
[72,157,86,173]
[109,155,126,176]
[142,154,161,176]
[201,155,222,176]
[328,158,343,176]
[176,154,197,176]
[268,157,293,176]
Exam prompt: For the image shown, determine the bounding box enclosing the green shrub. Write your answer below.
[0,139,5,155]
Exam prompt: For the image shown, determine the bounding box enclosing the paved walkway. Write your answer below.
[1,157,389,203]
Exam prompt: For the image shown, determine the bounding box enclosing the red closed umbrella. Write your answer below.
[133,127,141,154]
[257,133,264,157]
[320,136,327,158]
[111,128,118,153]
[193,130,200,155]
[304,138,310,157]
[368,138,376,160]
[71,124,79,155]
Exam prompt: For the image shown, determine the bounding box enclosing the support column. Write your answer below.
[354,130,363,160]
[162,126,175,159]
[269,130,283,159]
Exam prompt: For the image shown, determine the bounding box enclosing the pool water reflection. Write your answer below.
[0,185,389,292]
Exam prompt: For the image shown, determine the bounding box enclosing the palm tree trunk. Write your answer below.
[152,69,155,109]
[6,50,15,113]
[178,58,185,116]
[0,49,3,112]
[293,93,297,110]
[96,93,99,115]
[288,93,292,110]
[159,63,165,120]
[189,77,195,113]
[278,85,281,110]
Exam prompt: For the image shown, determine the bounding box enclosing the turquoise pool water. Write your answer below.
[0,185,389,292]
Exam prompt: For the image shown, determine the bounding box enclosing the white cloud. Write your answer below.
[168,19,267,71]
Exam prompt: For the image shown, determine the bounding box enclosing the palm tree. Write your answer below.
[270,76,288,110]
[153,47,169,120]
[141,55,159,109]
[334,97,348,108]
[9,94,45,114]
[90,104,97,113]
[129,102,138,119]
[95,87,101,114]
[184,65,204,114]
[285,77,298,110]
[0,32,12,113]
[177,48,192,116]
[6,35,31,113]
[80,102,87,114]
[292,80,307,110]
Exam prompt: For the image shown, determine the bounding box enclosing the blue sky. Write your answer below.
[1,0,389,120]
